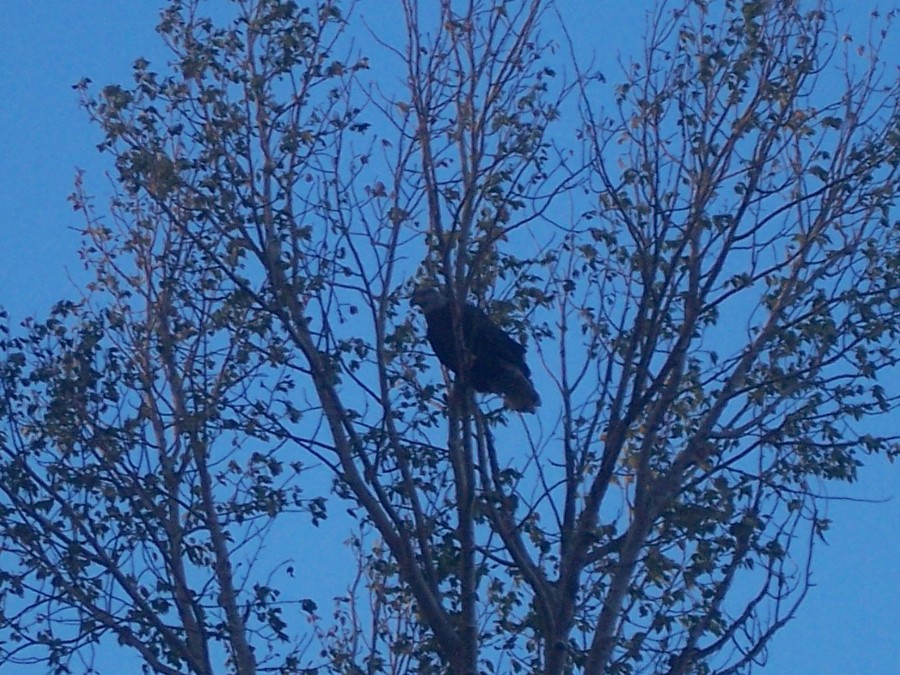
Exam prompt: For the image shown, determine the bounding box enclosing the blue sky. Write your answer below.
[0,2,896,673]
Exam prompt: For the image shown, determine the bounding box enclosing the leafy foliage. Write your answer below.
[0,0,898,673]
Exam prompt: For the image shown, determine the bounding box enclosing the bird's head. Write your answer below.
[410,286,447,314]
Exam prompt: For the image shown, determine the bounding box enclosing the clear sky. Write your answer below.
[0,2,896,673]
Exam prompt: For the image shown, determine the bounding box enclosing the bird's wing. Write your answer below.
[464,305,528,372]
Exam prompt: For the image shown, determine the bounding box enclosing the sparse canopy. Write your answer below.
[411,286,541,413]
[1,0,898,673]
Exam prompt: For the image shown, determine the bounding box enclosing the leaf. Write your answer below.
[808,165,829,182]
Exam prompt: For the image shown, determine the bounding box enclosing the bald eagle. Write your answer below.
[410,287,541,413]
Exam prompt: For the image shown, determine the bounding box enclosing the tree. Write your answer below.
[0,0,897,673]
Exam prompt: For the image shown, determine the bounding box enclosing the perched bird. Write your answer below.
[410,286,541,413]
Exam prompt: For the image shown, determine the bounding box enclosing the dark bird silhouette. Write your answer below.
[410,286,541,413]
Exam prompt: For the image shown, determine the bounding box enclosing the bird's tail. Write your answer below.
[498,364,541,413]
